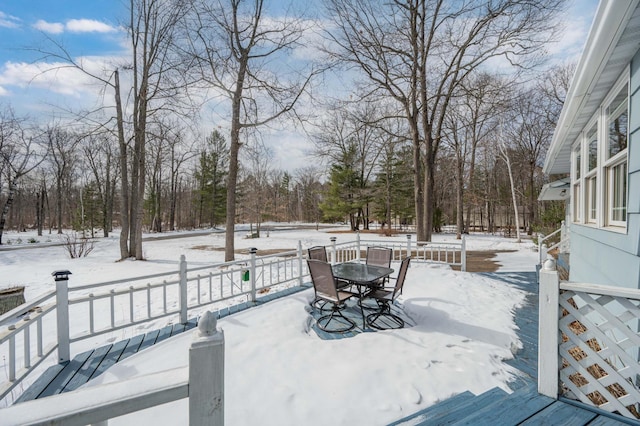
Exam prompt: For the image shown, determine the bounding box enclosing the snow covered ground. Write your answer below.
[0,225,540,425]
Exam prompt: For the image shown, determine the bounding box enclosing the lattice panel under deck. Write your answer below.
[558,289,640,420]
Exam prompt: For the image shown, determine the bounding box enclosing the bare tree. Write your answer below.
[312,100,387,229]
[443,73,506,239]
[504,88,556,234]
[497,120,521,243]
[45,125,81,234]
[186,0,317,261]
[33,0,191,259]
[538,61,576,124]
[240,142,273,237]
[0,108,45,244]
[293,167,324,225]
[83,133,119,237]
[324,0,566,241]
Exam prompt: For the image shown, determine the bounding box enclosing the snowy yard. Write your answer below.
[0,226,540,425]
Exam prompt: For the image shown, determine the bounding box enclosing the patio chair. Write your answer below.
[307,246,328,262]
[307,259,357,333]
[308,246,350,304]
[365,257,410,330]
[366,246,393,286]
[358,246,393,310]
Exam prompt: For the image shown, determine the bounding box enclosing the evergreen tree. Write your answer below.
[320,145,363,229]
[194,131,228,228]
[373,145,414,231]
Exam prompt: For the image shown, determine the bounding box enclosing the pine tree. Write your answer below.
[194,131,228,228]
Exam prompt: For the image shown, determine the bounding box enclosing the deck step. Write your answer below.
[450,383,554,425]
[414,387,510,425]
[387,391,475,426]
[519,399,598,425]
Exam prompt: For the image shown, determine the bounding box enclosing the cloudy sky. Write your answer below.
[0,0,599,172]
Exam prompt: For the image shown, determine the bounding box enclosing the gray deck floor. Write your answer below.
[15,286,304,404]
[13,271,640,425]
[389,272,638,426]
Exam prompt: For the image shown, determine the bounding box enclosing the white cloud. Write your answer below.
[32,18,117,34]
[66,19,117,33]
[0,58,118,100]
[33,19,65,34]
[0,11,20,28]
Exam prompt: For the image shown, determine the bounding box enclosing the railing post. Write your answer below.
[180,255,188,324]
[189,311,224,426]
[249,248,257,302]
[52,270,72,363]
[406,234,412,259]
[538,258,559,399]
[560,220,567,253]
[297,240,303,286]
[461,235,466,272]
[330,237,337,265]
[538,234,545,265]
[540,244,548,266]
[356,232,361,262]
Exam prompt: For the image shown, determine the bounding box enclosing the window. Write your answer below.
[587,125,598,172]
[608,160,627,224]
[584,124,598,223]
[587,176,597,223]
[607,87,628,159]
[573,182,581,222]
[604,83,628,227]
[572,145,582,222]
[571,72,628,230]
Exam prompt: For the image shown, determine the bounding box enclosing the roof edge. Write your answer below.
[543,0,640,174]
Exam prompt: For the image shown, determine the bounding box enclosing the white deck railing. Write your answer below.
[0,234,466,421]
[1,310,223,426]
[539,260,640,421]
[538,220,570,265]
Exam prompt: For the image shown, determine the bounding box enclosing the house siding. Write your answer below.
[570,46,640,289]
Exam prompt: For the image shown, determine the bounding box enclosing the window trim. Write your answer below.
[606,156,627,227]
[570,68,628,232]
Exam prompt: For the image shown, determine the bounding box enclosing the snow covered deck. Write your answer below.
[13,272,635,425]
[390,272,633,426]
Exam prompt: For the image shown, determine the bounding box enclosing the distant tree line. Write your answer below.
[0,0,571,256]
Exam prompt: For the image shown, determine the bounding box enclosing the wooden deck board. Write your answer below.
[451,384,555,425]
[117,334,145,362]
[519,400,598,425]
[88,339,128,380]
[387,391,475,426]
[37,350,94,398]
[14,362,68,403]
[137,329,160,352]
[588,415,638,425]
[63,344,113,391]
[424,387,510,425]
[153,324,175,345]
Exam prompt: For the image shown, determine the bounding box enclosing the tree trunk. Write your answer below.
[225,109,242,262]
[56,178,63,234]
[502,147,521,242]
[224,53,249,262]
[114,70,131,260]
[455,152,464,240]
[0,180,18,245]
[36,185,45,237]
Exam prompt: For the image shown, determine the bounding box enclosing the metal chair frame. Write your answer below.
[307,259,357,333]
[366,257,411,330]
